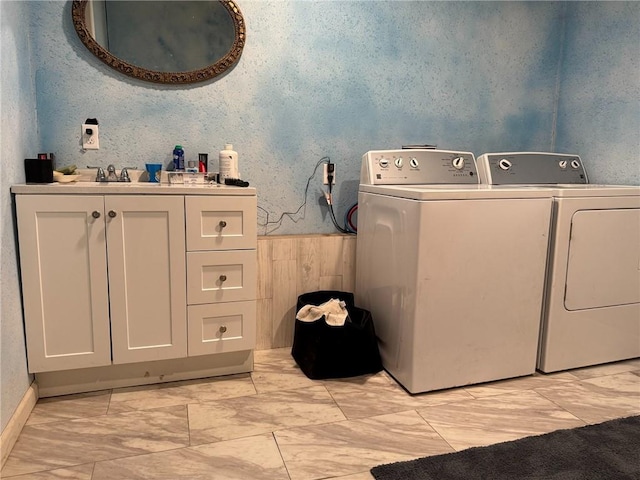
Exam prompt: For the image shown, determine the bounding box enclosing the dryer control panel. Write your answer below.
[360,149,479,185]
[476,152,588,185]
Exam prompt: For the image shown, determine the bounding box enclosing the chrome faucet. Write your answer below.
[93,165,134,182]
[119,167,131,182]
[96,167,106,182]
[106,164,118,182]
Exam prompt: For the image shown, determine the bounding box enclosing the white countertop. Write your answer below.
[11,169,256,195]
[11,182,256,195]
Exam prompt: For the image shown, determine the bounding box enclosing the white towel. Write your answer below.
[296,298,348,326]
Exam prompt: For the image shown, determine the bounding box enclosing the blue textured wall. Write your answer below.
[28,1,639,233]
[1,0,37,432]
[555,1,640,184]
[31,0,570,234]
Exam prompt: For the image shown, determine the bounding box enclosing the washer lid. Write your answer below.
[358,184,556,200]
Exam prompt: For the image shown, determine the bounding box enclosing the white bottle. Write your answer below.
[219,143,239,182]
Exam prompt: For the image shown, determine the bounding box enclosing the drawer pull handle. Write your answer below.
[219,325,227,333]
[108,210,117,218]
[219,274,227,282]
[219,220,227,229]
[92,211,101,219]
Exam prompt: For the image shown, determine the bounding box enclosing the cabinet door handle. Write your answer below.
[108,210,117,218]
[219,325,227,333]
[219,220,227,229]
[92,211,101,219]
[219,274,227,282]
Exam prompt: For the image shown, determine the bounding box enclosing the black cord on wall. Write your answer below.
[326,167,353,234]
[257,157,328,233]
[257,156,356,235]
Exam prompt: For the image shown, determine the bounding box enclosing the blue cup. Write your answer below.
[145,163,162,183]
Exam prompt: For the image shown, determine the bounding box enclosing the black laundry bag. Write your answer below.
[291,290,383,379]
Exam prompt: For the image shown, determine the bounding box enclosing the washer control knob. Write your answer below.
[379,158,389,168]
[452,157,465,170]
[571,159,581,169]
[409,157,419,168]
[498,158,512,171]
[559,160,568,169]
[394,157,403,168]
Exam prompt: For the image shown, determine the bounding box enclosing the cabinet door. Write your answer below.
[15,195,111,372]
[185,196,257,251]
[105,196,187,364]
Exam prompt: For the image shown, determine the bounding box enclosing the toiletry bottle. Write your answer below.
[186,160,198,173]
[219,143,238,182]
[198,153,208,172]
[173,145,185,171]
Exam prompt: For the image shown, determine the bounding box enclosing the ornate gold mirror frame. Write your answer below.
[71,0,245,84]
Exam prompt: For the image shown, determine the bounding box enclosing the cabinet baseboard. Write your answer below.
[35,350,253,398]
[1,382,38,468]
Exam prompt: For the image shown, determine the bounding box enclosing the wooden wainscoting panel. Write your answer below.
[342,236,357,292]
[271,259,298,348]
[319,235,344,277]
[255,234,356,350]
[272,237,296,261]
[319,275,343,291]
[257,238,273,300]
[296,236,321,295]
[255,298,273,350]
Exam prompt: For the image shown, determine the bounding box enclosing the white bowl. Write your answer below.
[55,174,81,183]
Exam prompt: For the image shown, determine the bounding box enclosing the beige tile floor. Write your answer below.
[3,349,639,480]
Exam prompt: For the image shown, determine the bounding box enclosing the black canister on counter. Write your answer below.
[25,158,53,183]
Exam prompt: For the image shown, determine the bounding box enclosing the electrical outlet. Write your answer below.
[82,124,99,150]
[323,163,336,185]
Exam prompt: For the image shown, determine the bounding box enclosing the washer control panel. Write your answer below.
[476,152,588,184]
[360,149,479,185]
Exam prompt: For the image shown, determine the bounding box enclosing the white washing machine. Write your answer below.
[355,149,554,393]
[477,152,640,373]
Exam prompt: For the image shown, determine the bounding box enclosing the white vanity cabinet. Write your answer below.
[12,183,258,395]
[185,196,257,356]
[15,194,187,372]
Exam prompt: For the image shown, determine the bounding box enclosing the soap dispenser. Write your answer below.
[219,143,238,182]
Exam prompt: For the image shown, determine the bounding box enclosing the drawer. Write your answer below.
[187,250,256,305]
[186,196,256,251]
[188,301,256,356]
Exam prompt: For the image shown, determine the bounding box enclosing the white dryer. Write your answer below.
[355,149,553,393]
[477,152,640,373]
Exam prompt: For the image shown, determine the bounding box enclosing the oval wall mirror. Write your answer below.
[71,0,245,84]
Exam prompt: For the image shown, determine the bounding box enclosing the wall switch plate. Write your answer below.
[323,163,336,185]
[82,124,99,150]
